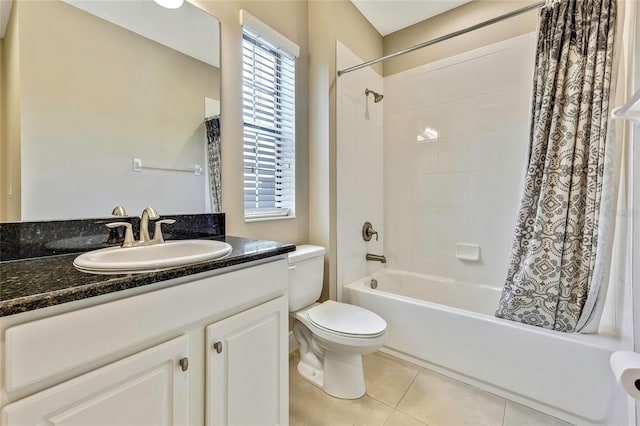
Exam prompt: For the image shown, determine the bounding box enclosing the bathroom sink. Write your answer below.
[73,240,232,274]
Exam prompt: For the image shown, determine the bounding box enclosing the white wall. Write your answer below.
[307,0,383,301]
[336,42,384,300]
[193,0,310,247]
[382,33,536,286]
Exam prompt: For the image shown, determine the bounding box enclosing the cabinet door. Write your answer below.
[206,296,288,426]
[1,336,189,426]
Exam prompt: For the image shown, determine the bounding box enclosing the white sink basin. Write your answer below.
[73,240,233,274]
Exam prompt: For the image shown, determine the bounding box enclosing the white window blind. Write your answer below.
[242,26,296,220]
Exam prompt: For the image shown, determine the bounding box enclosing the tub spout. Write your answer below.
[366,253,386,263]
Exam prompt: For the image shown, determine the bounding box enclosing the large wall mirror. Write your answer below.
[0,0,221,221]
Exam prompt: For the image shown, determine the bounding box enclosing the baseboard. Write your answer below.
[289,331,298,353]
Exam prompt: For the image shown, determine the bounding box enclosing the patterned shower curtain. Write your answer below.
[205,116,222,213]
[495,0,617,332]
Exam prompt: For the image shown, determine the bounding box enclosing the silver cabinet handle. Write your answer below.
[179,357,189,372]
[213,342,223,354]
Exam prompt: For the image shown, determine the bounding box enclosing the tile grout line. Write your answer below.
[391,368,439,426]
[501,399,508,426]
[396,407,433,426]
[363,356,423,420]
[395,368,421,408]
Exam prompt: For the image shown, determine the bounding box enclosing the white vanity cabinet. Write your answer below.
[1,336,190,426]
[0,257,289,426]
[206,296,288,426]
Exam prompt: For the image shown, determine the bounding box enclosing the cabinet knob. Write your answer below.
[213,341,223,354]
[179,357,189,372]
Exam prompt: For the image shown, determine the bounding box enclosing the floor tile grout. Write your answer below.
[395,368,420,409]
[368,387,431,426]
[396,408,433,426]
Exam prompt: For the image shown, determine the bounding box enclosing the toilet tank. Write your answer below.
[288,245,326,312]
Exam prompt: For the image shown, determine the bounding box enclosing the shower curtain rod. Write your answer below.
[337,1,544,77]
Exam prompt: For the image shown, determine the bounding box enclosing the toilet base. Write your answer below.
[297,352,365,399]
[291,304,386,400]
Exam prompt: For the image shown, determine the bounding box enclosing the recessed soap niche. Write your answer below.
[455,243,480,261]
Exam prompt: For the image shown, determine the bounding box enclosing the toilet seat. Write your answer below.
[307,301,386,338]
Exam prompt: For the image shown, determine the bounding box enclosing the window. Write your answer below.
[242,17,297,221]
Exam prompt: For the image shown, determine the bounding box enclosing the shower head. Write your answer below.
[365,88,384,103]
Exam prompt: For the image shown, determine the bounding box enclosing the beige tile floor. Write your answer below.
[289,350,573,426]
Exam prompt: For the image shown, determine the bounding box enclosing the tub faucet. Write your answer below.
[139,207,160,244]
[366,253,387,263]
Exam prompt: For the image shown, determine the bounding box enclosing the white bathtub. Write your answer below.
[344,269,626,424]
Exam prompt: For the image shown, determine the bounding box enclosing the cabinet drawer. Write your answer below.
[4,258,287,392]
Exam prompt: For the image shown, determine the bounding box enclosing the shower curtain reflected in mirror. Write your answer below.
[205,116,222,213]
[495,0,619,333]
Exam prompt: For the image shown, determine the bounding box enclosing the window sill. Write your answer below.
[244,214,296,223]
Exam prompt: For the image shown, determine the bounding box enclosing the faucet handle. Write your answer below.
[152,219,176,244]
[362,222,379,242]
[111,205,127,216]
[106,222,135,247]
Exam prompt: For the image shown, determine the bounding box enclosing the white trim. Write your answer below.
[245,215,296,223]
[289,331,298,353]
[239,9,300,58]
[0,0,13,38]
[244,208,291,220]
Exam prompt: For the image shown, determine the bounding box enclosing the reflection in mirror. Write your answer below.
[0,0,221,221]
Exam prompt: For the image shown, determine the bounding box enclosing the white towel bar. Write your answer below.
[132,158,202,175]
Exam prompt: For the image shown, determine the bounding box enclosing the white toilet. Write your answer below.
[288,245,387,399]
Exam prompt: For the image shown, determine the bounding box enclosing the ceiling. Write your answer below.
[351,0,472,36]
[2,0,472,42]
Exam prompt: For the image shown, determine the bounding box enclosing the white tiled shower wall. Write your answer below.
[336,42,384,300]
[383,33,537,285]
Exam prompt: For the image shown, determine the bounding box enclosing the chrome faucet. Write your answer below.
[366,253,387,263]
[139,207,160,244]
[106,207,175,248]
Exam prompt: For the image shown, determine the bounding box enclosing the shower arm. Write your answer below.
[365,88,383,103]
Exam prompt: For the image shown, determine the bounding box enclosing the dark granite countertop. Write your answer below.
[0,236,295,317]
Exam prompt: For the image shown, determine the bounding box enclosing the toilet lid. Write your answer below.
[307,301,386,338]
